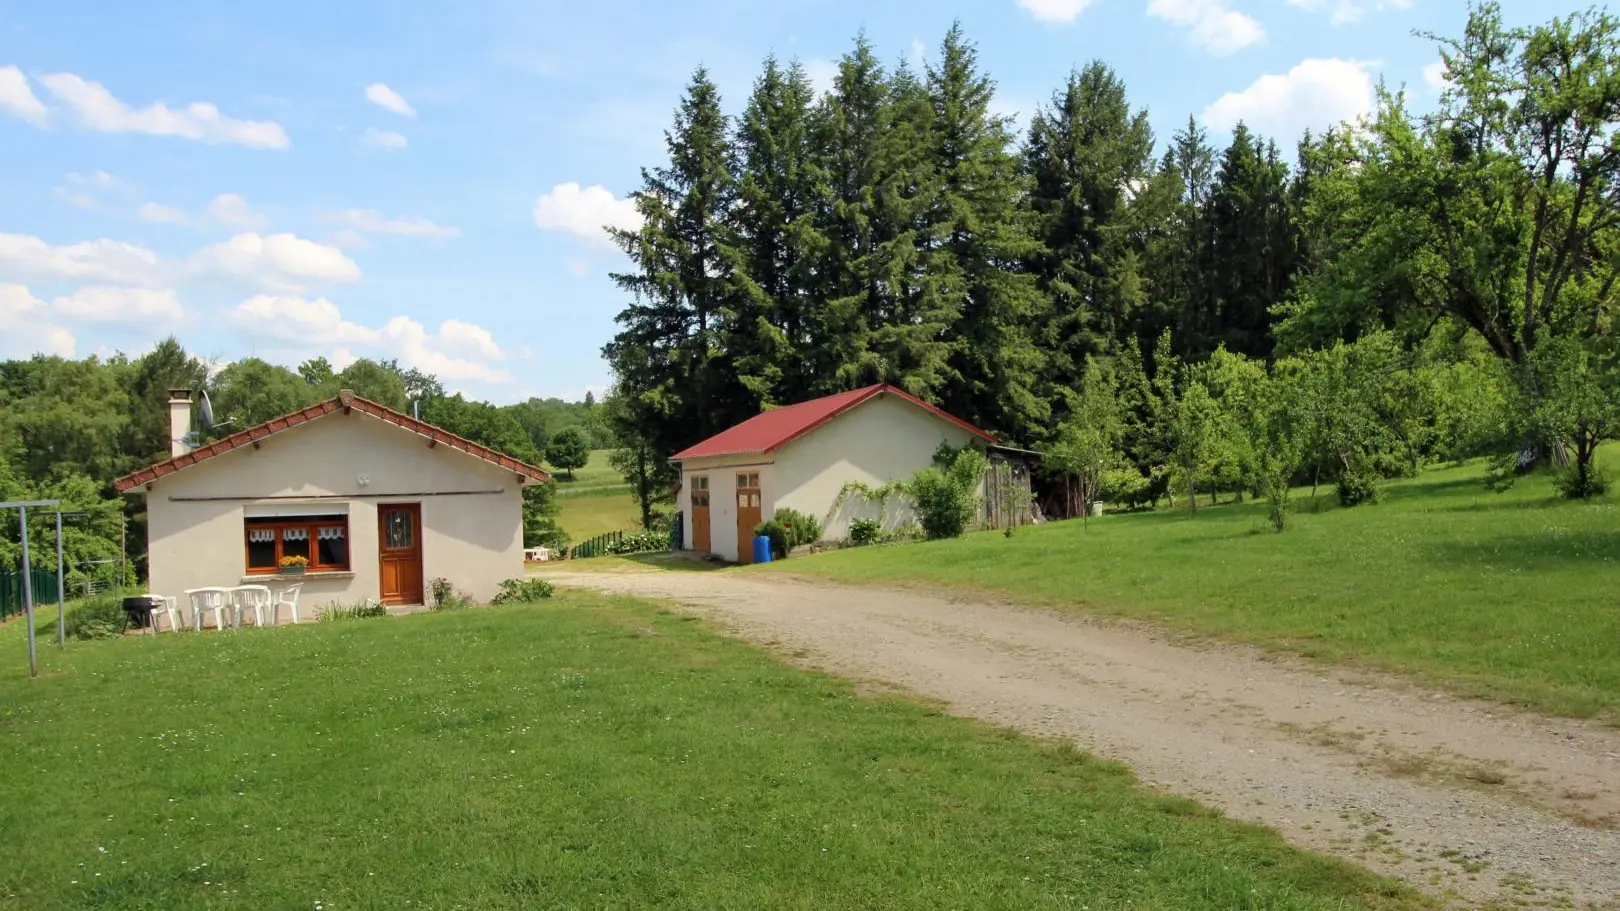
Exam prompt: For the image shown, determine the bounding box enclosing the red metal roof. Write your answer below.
[670,384,995,462]
[113,389,550,492]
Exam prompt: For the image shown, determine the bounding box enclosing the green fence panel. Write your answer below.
[0,567,61,623]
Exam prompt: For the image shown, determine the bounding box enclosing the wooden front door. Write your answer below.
[735,472,761,565]
[690,476,711,553]
[377,503,424,605]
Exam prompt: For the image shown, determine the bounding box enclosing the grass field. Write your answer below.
[764,453,1620,722]
[551,449,643,542]
[555,486,643,542]
[0,594,1413,910]
[551,448,625,490]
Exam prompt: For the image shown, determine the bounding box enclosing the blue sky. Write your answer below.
[0,0,1548,403]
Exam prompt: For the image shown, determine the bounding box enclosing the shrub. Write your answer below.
[428,577,454,607]
[772,507,822,548]
[754,520,789,560]
[63,594,128,640]
[603,529,668,555]
[848,517,882,546]
[1336,465,1383,507]
[1555,462,1610,500]
[909,446,989,539]
[490,578,555,605]
[319,599,388,622]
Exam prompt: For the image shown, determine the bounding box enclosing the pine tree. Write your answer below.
[724,57,825,406]
[1150,117,1219,360]
[1205,125,1296,359]
[926,23,1049,441]
[605,67,739,462]
[862,58,957,399]
[1024,61,1155,421]
[803,35,887,393]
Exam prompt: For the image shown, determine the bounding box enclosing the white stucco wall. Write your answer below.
[140,410,526,611]
[770,392,978,541]
[679,455,773,562]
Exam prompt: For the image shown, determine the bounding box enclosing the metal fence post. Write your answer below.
[21,505,36,678]
[56,511,65,647]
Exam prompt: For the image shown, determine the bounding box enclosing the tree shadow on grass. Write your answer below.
[1423,529,1620,570]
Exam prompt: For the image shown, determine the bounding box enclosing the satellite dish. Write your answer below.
[197,389,216,430]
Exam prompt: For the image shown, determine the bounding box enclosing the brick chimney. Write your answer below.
[168,388,193,457]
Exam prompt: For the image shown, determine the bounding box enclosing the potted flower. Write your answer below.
[278,555,309,575]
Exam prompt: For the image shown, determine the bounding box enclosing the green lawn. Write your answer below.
[550,449,642,542]
[556,487,644,542]
[551,448,625,490]
[766,454,1620,721]
[0,595,1414,910]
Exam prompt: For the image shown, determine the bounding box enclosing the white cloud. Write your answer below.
[1148,0,1265,55]
[323,209,459,239]
[381,316,512,384]
[0,65,47,124]
[0,284,75,358]
[435,318,503,360]
[1202,58,1375,138]
[205,193,268,229]
[229,294,511,385]
[364,83,415,117]
[1018,0,1100,23]
[138,193,268,230]
[533,182,642,246]
[139,202,188,224]
[910,39,927,68]
[1423,59,1451,91]
[0,232,161,285]
[51,286,183,323]
[1286,0,1410,26]
[57,188,98,209]
[228,294,379,345]
[188,233,361,290]
[361,127,408,151]
[36,72,289,149]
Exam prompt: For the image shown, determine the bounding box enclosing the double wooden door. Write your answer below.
[735,472,761,564]
[690,476,711,552]
[378,503,423,605]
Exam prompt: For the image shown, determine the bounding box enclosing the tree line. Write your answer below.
[0,343,590,584]
[602,3,1620,528]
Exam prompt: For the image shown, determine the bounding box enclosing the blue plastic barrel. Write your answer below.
[752,535,774,564]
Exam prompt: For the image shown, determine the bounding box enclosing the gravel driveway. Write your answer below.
[543,569,1620,908]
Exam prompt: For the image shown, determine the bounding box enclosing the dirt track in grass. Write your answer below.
[542,570,1620,909]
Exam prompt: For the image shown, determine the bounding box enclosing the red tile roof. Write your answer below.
[113,389,550,492]
[670,384,995,462]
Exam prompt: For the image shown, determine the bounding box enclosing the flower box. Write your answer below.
[279,565,306,576]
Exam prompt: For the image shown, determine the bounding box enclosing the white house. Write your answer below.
[115,389,549,608]
[671,384,996,563]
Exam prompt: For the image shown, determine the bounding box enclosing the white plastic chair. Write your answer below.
[272,584,303,624]
[145,595,180,633]
[229,586,273,628]
[185,588,230,631]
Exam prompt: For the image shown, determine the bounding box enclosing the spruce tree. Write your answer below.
[1205,125,1296,359]
[803,35,887,393]
[1024,61,1155,421]
[926,23,1049,441]
[605,67,739,462]
[724,57,826,406]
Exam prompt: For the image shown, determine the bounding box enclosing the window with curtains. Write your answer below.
[244,515,350,573]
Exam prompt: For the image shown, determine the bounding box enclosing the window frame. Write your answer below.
[244,515,351,575]
[690,475,710,508]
